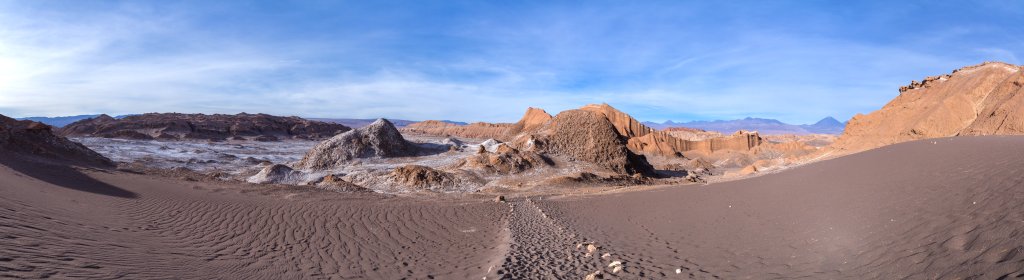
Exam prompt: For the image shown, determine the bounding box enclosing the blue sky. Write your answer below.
[1,1,1021,124]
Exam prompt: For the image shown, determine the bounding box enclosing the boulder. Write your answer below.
[247,164,304,184]
[296,119,420,170]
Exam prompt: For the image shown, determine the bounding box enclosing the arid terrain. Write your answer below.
[3,62,1024,279]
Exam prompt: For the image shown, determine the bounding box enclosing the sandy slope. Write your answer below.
[0,160,507,279]
[3,136,1024,279]
[541,136,1024,279]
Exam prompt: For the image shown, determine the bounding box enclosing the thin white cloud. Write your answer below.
[0,2,1019,125]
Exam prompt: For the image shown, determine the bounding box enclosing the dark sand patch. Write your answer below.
[2,136,1024,278]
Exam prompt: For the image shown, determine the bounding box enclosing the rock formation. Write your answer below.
[60,113,349,141]
[296,118,420,170]
[316,174,370,192]
[529,109,656,176]
[502,107,553,138]
[577,103,764,157]
[663,127,724,141]
[386,165,462,191]
[0,114,113,167]
[455,143,552,174]
[247,164,304,184]
[835,61,1024,152]
[401,120,512,140]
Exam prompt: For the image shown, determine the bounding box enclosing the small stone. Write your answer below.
[586,244,598,254]
[675,268,682,274]
[583,270,603,280]
[601,253,611,259]
[611,266,623,274]
[494,196,506,203]
[607,260,622,267]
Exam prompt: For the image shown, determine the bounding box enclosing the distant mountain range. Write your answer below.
[642,116,846,135]
[16,114,134,127]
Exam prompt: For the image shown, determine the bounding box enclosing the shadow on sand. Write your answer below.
[1,159,137,199]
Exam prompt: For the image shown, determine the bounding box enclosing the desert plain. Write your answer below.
[2,62,1024,279]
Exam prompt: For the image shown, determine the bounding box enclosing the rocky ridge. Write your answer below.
[0,114,113,167]
[836,61,1024,152]
[60,113,349,141]
[296,118,421,170]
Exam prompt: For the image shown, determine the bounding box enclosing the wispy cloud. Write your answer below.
[0,1,1020,124]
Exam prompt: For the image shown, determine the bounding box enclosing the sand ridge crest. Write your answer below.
[835,61,1024,152]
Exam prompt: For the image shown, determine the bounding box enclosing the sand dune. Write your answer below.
[2,136,1023,278]
[0,163,507,279]
[540,136,1024,278]
[837,62,1024,152]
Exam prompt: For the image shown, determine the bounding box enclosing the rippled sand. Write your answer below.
[2,136,1023,279]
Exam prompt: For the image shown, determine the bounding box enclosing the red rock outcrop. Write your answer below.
[402,120,512,140]
[835,62,1024,152]
[579,104,763,157]
[0,114,113,167]
[454,144,553,174]
[527,109,656,176]
[502,107,553,138]
[60,113,349,141]
[663,127,724,141]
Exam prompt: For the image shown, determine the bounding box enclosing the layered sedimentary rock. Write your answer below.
[60,113,349,141]
[528,109,656,176]
[0,114,113,167]
[401,107,553,141]
[502,107,553,138]
[663,127,724,141]
[455,142,553,174]
[296,119,420,170]
[578,104,763,157]
[385,165,462,191]
[835,62,1024,152]
[402,120,512,140]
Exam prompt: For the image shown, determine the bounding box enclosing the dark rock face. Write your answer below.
[296,119,420,170]
[59,113,350,141]
[535,109,656,176]
[0,114,113,167]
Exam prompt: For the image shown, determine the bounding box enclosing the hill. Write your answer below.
[835,61,1024,152]
[60,113,350,141]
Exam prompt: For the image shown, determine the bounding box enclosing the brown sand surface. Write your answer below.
[540,136,1024,279]
[0,159,508,279]
[3,136,1024,279]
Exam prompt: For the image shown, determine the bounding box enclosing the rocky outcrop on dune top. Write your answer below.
[578,104,763,157]
[385,165,464,191]
[528,109,656,176]
[0,114,113,167]
[502,107,553,138]
[246,164,305,184]
[296,119,420,170]
[401,107,553,141]
[60,113,349,141]
[663,127,724,141]
[401,120,512,140]
[836,62,1024,152]
[455,141,553,174]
